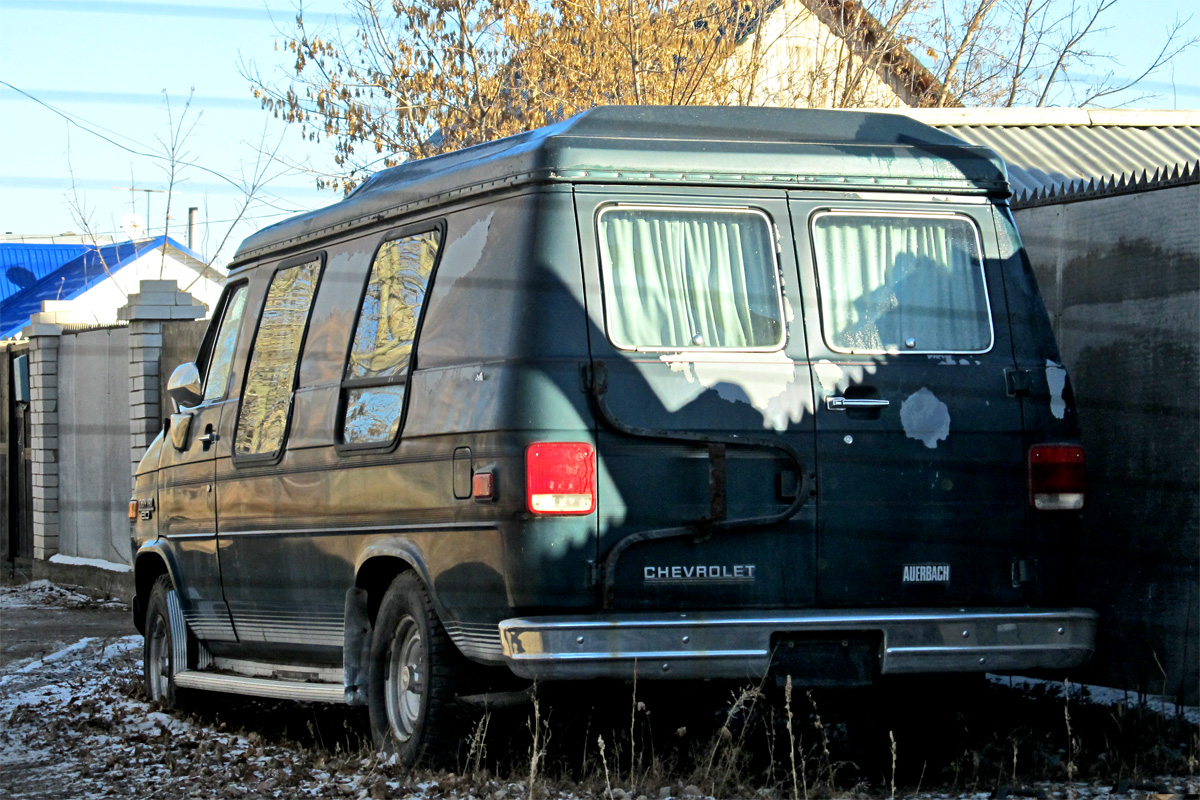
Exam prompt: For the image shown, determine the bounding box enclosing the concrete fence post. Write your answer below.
[22,319,63,561]
[118,280,205,485]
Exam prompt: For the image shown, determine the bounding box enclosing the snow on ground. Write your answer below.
[48,554,132,573]
[988,674,1200,727]
[0,631,429,799]
[0,579,125,610]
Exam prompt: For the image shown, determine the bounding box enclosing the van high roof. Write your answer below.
[232,106,1009,266]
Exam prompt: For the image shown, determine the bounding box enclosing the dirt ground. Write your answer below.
[2,580,1197,800]
[1,603,131,669]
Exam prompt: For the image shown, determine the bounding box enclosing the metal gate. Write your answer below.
[2,341,34,568]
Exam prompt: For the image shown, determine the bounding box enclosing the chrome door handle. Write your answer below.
[198,431,219,444]
[825,396,890,411]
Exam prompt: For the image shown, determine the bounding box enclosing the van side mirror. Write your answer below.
[166,362,203,412]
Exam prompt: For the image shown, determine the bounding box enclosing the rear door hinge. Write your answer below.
[1011,558,1038,587]
[1005,368,1033,396]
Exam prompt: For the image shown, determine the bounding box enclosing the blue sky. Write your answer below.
[2,0,1197,269]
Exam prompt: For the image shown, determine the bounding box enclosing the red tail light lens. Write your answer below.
[1029,444,1085,511]
[526,442,596,515]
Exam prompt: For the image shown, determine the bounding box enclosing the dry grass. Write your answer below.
[442,675,1197,799]
[110,667,1199,799]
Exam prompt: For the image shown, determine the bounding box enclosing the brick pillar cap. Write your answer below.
[118,280,206,321]
[22,322,63,338]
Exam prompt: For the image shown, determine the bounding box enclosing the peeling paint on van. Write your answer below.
[1046,360,1067,419]
[926,355,974,366]
[666,360,694,379]
[812,359,876,393]
[900,387,950,449]
[813,360,844,391]
[658,351,811,431]
[641,361,706,413]
[435,212,493,289]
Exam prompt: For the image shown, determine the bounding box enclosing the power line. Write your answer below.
[66,207,307,237]
[2,81,239,190]
[2,82,162,156]
[2,88,262,110]
[0,175,328,197]
[0,81,336,199]
[0,0,352,24]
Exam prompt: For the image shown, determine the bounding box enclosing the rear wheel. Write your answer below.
[367,572,461,766]
[143,574,189,708]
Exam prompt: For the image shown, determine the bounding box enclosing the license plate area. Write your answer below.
[769,632,881,688]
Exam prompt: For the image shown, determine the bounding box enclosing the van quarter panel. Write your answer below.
[413,191,598,613]
[993,205,1084,606]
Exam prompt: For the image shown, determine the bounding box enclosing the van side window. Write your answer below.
[341,230,442,445]
[810,212,993,354]
[597,206,784,351]
[202,284,247,403]
[235,257,322,457]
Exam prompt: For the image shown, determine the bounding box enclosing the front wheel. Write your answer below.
[367,572,461,766]
[143,574,190,708]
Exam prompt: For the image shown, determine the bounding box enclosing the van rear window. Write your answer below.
[810,212,992,354]
[597,206,784,351]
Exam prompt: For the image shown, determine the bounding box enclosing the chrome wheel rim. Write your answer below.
[384,616,424,743]
[146,612,170,701]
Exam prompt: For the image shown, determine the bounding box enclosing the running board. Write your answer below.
[173,670,347,704]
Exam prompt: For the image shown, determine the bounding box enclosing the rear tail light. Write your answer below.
[526,442,596,515]
[1029,444,1085,511]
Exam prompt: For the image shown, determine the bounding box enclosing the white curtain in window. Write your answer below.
[599,209,781,349]
[812,214,991,353]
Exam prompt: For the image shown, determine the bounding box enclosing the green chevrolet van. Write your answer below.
[130,106,1095,765]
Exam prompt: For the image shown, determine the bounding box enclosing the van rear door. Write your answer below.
[788,194,1026,608]
[574,187,817,611]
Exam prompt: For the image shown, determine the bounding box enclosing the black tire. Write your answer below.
[367,572,461,766]
[143,574,191,708]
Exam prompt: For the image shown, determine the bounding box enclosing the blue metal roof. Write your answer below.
[1,243,90,301]
[0,236,200,338]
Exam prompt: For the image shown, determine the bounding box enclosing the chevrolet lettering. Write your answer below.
[130,107,1097,768]
[644,565,758,583]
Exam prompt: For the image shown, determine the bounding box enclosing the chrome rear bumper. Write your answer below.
[498,607,1097,681]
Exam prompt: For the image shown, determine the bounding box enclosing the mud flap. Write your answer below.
[343,588,371,706]
[165,589,189,673]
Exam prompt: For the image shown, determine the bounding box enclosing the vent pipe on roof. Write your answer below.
[187,207,198,250]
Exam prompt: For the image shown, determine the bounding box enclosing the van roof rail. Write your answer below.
[232,106,1009,267]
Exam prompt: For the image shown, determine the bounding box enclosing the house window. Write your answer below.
[234,256,322,458]
[597,205,785,351]
[810,211,993,354]
[341,229,442,446]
